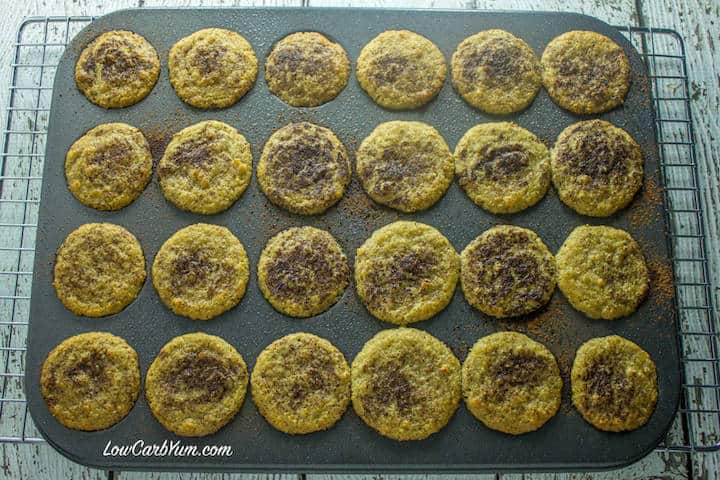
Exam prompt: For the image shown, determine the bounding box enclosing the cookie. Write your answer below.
[351,328,461,441]
[146,333,248,437]
[556,225,649,320]
[462,332,562,435]
[451,29,541,114]
[572,335,657,432]
[75,30,160,108]
[355,221,459,325]
[251,333,351,434]
[169,28,258,109]
[356,121,453,212]
[54,223,146,317]
[159,120,252,214]
[258,227,349,318]
[541,30,630,114]
[461,225,556,318]
[65,123,152,211]
[455,122,550,214]
[258,122,350,215]
[41,332,140,431]
[152,223,249,320]
[551,119,643,217]
[265,32,350,107]
[356,30,446,109]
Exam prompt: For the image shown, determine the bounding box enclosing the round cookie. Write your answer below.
[146,333,248,437]
[451,29,541,114]
[251,333,351,434]
[551,119,643,217]
[169,28,258,109]
[41,332,140,431]
[258,227,349,318]
[75,30,160,108]
[572,335,657,432]
[556,225,648,320]
[258,122,350,215]
[461,225,556,318]
[356,121,453,213]
[159,120,252,215]
[462,332,562,435]
[54,223,146,317]
[65,123,152,210]
[265,32,350,107]
[356,30,447,109]
[355,221,459,325]
[152,223,249,320]
[352,327,461,441]
[455,122,550,214]
[541,30,630,114]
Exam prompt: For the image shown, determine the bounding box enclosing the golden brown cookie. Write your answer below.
[356,30,447,109]
[65,123,152,210]
[258,122,350,215]
[251,333,351,434]
[356,121,453,213]
[572,335,657,432]
[169,28,258,109]
[541,30,630,114]
[53,223,146,317]
[551,119,643,217]
[352,328,461,441]
[75,30,160,108]
[556,225,649,320]
[152,223,249,320]
[145,333,248,437]
[158,120,252,215]
[41,332,140,431]
[451,29,541,114]
[265,32,350,107]
[462,332,562,435]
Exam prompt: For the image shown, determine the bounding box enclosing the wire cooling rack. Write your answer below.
[0,17,717,458]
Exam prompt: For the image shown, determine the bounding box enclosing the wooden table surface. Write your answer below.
[0,0,717,479]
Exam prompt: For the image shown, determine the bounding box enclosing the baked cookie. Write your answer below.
[572,335,657,431]
[556,225,649,320]
[551,119,643,217]
[159,120,252,214]
[54,223,146,317]
[356,30,446,109]
[152,223,249,320]
[169,28,258,109]
[265,32,350,107]
[75,30,160,108]
[352,328,461,441]
[146,333,248,437]
[541,30,630,114]
[258,122,350,214]
[462,332,562,435]
[356,121,453,212]
[355,221,459,325]
[41,332,140,431]
[451,29,541,114]
[461,225,556,318]
[258,227,349,318]
[65,123,152,210]
[455,122,550,214]
[251,333,351,434]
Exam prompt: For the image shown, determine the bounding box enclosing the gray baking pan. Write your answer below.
[25,7,680,473]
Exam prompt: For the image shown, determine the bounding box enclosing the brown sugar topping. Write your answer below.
[166,351,239,403]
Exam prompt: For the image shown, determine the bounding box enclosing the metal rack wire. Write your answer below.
[0,17,717,458]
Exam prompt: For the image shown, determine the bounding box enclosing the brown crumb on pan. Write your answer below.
[629,176,663,227]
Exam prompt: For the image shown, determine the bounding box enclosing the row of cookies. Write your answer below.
[53,220,648,322]
[66,118,643,217]
[41,328,657,437]
[76,27,629,114]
